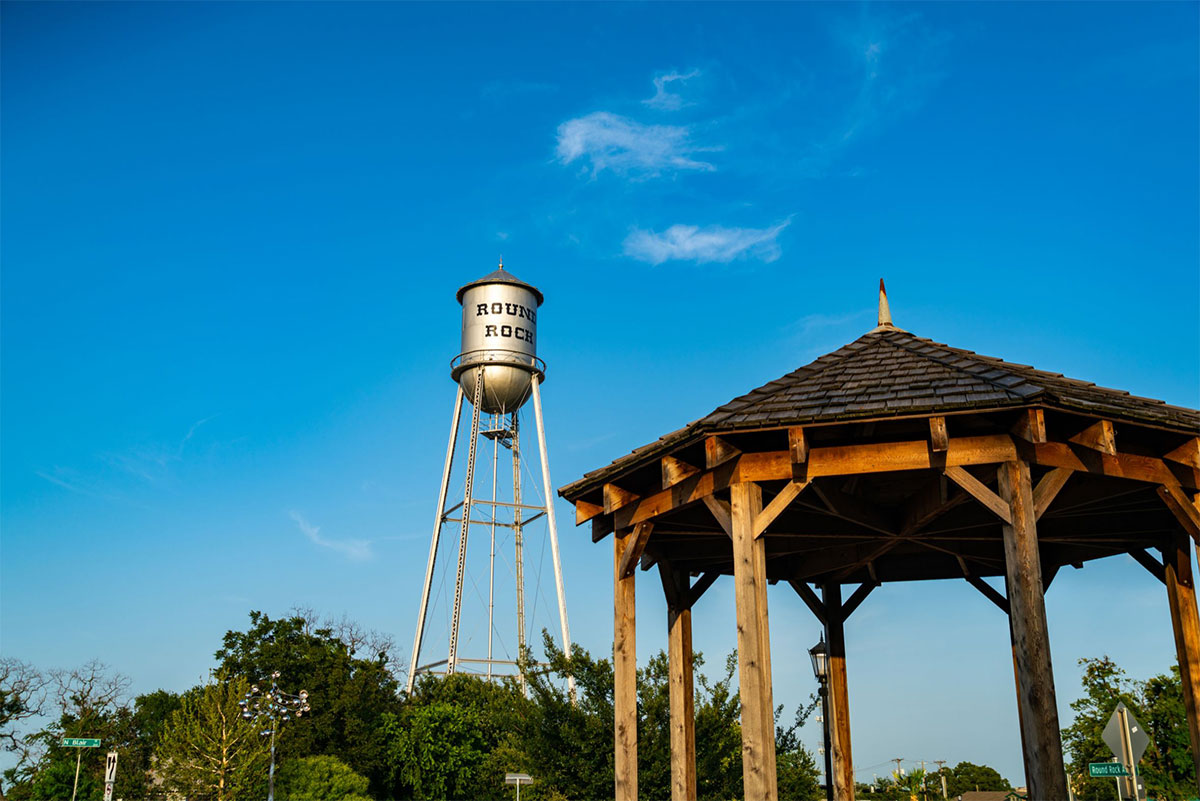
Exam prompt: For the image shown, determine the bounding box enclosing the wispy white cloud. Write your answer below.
[785,309,873,337]
[35,468,120,501]
[623,219,791,265]
[290,511,372,561]
[556,112,716,178]
[643,69,701,111]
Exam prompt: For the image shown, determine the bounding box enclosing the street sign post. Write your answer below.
[1102,702,1150,800]
[61,737,100,801]
[1089,762,1129,777]
[104,751,118,801]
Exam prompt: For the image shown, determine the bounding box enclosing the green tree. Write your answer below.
[14,661,131,801]
[942,761,1011,797]
[155,673,269,801]
[215,610,402,795]
[1062,656,1195,800]
[383,671,529,800]
[275,755,372,801]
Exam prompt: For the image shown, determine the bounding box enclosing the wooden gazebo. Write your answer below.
[558,285,1200,801]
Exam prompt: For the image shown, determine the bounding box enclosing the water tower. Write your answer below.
[407,263,573,694]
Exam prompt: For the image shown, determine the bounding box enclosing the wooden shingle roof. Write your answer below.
[560,325,1199,500]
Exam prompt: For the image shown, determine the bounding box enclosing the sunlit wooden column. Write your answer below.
[997,460,1066,800]
[1161,528,1200,780]
[731,482,778,801]
[666,584,697,801]
[614,528,638,801]
[822,583,855,801]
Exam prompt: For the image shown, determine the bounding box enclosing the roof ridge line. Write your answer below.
[878,331,1047,399]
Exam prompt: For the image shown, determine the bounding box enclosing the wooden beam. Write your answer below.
[702,495,733,538]
[1011,408,1047,444]
[731,482,777,801]
[1032,468,1073,521]
[840,582,876,621]
[686,572,720,609]
[788,426,809,464]
[659,563,698,801]
[1159,484,1200,542]
[966,575,1010,615]
[658,559,684,608]
[823,583,855,801]
[945,466,1012,524]
[662,455,701,490]
[1162,530,1200,781]
[832,539,902,582]
[753,480,811,538]
[901,475,962,536]
[706,435,741,470]
[598,434,1198,534]
[604,483,640,515]
[613,529,638,801]
[618,522,654,580]
[1165,437,1200,470]
[608,436,1020,531]
[592,515,615,543]
[667,602,697,801]
[811,482,897,536]
[1042,562,1061,591]
[789,579,827,625]
[576,500,603,526]
[998,460,1068,800]
[1030,440,1194,489]
[1069,420,1117,456]
[1128,549,1166,585]
[929,416,949,452]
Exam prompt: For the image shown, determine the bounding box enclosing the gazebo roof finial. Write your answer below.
[877,278,893,329]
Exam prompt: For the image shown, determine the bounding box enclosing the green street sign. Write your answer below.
[1089,762,1129,777]
[62,738,101,748]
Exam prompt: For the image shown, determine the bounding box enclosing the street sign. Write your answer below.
[1103,702,1150,764]
[1089,762,1130,777]
[105,751,118,782]
[62,738,101,748]
[504,773,533,801]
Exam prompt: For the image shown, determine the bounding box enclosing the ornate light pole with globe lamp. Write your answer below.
[239,671,311,801]
[810,636,834,801]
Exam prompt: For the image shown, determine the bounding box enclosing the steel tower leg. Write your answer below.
[407,385,464,694]
[512,413,526,692]
[531,375,575,699]
[448,368,485,675]
[487,415,499,681]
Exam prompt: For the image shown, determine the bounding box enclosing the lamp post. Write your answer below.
[810,635,834,801]
[239,671,311,801]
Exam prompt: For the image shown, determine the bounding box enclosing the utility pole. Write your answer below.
[921,760,927,801]
[934,760,948,799]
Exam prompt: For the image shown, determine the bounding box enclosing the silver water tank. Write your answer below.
[451,265,545,414]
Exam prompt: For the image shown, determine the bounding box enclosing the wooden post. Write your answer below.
[997,460,1067,800]
[668,601,698,801]
[614,528,638,801]
[731,482,778,801]
[1161,529,1200,780]
[823,583,855,801]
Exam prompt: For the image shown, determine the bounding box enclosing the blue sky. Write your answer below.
[2,1,1197,786]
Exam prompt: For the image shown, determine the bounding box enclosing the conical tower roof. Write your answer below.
[456,264,544,305]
